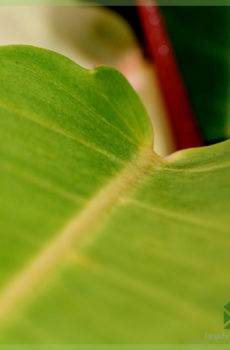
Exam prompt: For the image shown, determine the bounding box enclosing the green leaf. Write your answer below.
[0,45,230,343]
[162,6,230,144]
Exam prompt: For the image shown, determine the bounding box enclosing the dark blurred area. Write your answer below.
[108,6,144,46]
[110,5,230,145]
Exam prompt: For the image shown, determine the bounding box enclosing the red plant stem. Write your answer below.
[137,1,203,150]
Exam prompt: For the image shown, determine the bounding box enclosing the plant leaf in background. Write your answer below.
[0,4,175,156]
[161,6,230,144]
[0,45,230,343]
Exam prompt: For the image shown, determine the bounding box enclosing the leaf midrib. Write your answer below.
[0,147,159,326]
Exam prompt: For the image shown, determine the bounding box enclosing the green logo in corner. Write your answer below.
[224,303,230,329]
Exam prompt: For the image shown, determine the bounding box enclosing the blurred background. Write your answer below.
[0,2,229,156]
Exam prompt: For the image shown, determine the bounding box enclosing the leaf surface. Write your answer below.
[0,46,230,343]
